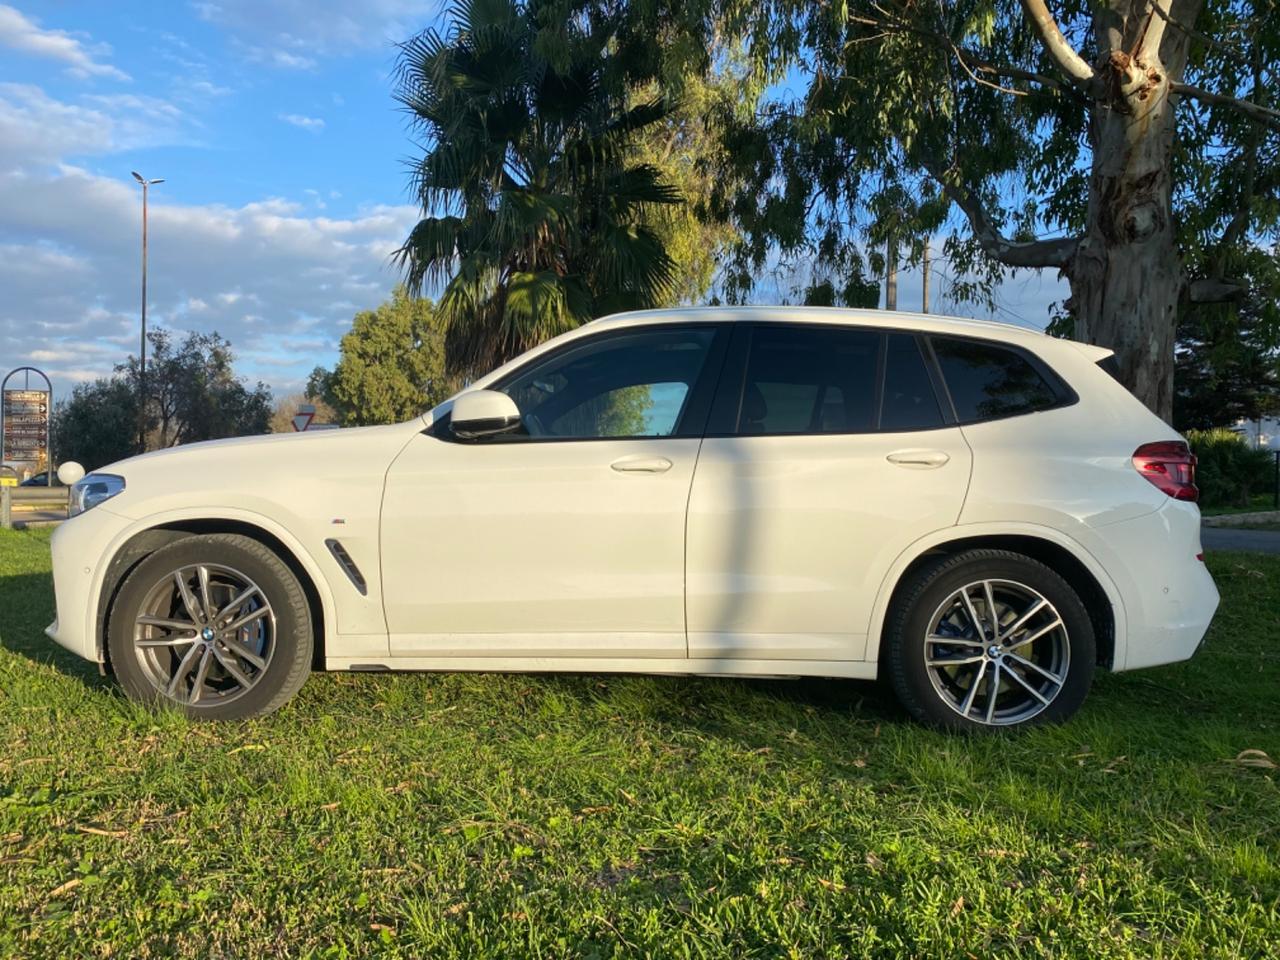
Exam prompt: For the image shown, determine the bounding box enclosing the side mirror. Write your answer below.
[450,390,522,440]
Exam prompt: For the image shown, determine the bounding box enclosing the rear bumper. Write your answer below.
[1099,500,1218,671]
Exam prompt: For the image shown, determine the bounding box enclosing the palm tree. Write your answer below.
[394,0,682,375]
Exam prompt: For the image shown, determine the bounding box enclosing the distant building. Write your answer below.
[1234,417,1280,450]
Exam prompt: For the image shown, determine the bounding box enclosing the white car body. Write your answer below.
[47,307,1218,693]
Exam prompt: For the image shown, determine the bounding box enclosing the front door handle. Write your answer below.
[611,456,673,474]
[886,449,950,469]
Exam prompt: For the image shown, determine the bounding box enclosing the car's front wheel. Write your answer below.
[107,533,313,720]
[884,549,1096,731]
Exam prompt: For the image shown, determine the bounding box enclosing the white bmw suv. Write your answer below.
[46,307,1218,730]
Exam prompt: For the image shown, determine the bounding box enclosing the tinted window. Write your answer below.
[880,334,943,431]
[931,337,1059,422]
[498,328,715,439]
[738,326,878,434]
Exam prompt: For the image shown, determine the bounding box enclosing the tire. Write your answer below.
[107,533,313,720]
[884,549,1095,732]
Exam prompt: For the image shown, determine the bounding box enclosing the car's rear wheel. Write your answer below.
[885,549,1096,731]
[107,534,312,720]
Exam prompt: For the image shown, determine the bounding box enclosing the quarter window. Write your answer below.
[931,337,1059,422]
[737,326,879,434]
[495,328,715,439]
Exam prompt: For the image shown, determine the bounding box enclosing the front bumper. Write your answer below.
[45,505,134,663]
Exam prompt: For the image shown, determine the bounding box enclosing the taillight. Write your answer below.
[1132,441,1198,502]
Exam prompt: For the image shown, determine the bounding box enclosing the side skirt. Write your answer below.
[325,656,879,680]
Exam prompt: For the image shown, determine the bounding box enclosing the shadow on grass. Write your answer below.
[0,570,109,690]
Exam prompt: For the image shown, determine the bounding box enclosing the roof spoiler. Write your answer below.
[1073,342,1115,362]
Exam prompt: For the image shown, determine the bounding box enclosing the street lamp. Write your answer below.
[131,171,164,453]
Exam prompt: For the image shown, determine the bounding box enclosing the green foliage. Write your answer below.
[2,530,1280,956]
[54,331,270,470]
[1176,249,1280,431]
[629,71,743,306]
[393,0,697,375]
[695,2,1280,320]
[309,288,457,427]
[51,379,139,472]
[1186,428,1275,509]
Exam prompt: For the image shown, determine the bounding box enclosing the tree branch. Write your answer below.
[1171,82,1280,134]
[1188,278,1246,303]
[1148,1,1240,54]
[921,159,1079,269]
[952,47,1089,103]
[1018,0,1096,86]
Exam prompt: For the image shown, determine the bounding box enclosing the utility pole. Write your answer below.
[885,236,898,311]
[922,237,930,314]
[131,172,164,454]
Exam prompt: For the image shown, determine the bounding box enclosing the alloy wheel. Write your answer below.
[923,578,1070,726]
[131,563,276,707]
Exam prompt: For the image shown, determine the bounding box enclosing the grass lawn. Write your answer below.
[1,529,1278,959]
[1200,493,1277,517]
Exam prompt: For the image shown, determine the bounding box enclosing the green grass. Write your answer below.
[2,528,1278,959]
[1200,493,1277,517]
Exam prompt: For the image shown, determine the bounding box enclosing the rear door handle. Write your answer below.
[886,449,950,469]
[611,456,673,474]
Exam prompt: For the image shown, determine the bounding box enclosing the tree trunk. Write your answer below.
[1066,2,1198,423]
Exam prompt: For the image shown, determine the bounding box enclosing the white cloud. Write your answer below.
[193,0,440,59]
[279,112,324,131]
[237,42,317,70]
[0,85,419,397]
[0,83,194,169]
[0,5,130,81]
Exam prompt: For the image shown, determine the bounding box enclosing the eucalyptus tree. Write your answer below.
[706,0,1280,420]
[394,0,696,375]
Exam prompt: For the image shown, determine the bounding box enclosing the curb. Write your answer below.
[1202,510,1280,527]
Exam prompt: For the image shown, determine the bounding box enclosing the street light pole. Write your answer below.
[131,171,164,454]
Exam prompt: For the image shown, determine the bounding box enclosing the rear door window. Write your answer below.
[737,326,879,434]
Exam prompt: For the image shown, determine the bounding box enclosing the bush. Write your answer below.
[1185,428,1274,509]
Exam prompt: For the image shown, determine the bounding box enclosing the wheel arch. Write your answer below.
[866,525,1124,671]
[94,514,332,675]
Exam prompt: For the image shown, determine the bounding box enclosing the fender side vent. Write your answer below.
[325,538,368,596]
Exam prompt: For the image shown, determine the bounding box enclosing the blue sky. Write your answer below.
[0,1,1065,401]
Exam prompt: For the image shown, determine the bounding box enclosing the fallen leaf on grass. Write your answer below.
[320,802,340,812]
[48,878,82,898]
[75,826,129,839]
[818,878,846,892]
[864,853,884,871]
[1231,749,1277,769]
[227,744,267,756]
[950,896,965,917]
[444,902,468,917]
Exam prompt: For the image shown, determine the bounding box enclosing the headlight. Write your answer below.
[69,474,126,517]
